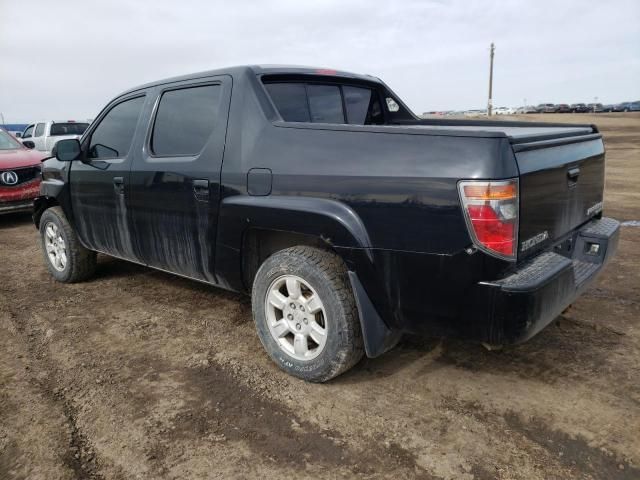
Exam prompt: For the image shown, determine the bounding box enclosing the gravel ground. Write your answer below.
[1,113,638,479]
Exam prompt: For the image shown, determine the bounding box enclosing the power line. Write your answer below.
[487,42,495,116]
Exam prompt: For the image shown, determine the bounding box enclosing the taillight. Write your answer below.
[458,179,518,260]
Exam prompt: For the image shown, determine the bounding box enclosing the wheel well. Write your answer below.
[241,229,332,292]
[33,197,59,229]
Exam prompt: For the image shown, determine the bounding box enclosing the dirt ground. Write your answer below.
[1,113,638,480]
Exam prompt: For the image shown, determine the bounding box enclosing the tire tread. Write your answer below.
[40,206,96,283]
[252,246,364,382]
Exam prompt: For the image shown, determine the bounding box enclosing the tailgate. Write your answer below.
[512,132,605,259]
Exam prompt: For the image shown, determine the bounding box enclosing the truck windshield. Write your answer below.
[265,82,384,125]
[50,123,89,136]
[0,130,23,150]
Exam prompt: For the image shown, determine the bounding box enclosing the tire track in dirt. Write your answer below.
[1,310,106,480]
[0,245,435,478]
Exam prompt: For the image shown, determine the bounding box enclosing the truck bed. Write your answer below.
[404,124,593,140]
[395,118,605,260]
[399,118,595,141]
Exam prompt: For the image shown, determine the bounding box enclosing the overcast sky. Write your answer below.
[1,0,639,122]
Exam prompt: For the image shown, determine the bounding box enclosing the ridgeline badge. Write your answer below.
[520,231,549,252]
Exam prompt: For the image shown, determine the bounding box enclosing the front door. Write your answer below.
[128,76,232,283]
[69,94,147,260]
[21,124,34,146]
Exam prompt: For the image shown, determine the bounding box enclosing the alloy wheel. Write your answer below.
[264,274,328,361]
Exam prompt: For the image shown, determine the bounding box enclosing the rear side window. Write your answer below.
[343,86,373,124]
[264,84,310,122]
[50,123,89,136]
[89,96,145,159]
[307,85,344,123]
[151,85,221,156]
[265,82,384,125]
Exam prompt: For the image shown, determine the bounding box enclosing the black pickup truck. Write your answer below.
[35,65,619,382]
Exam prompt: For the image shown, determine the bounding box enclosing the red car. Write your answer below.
[0,128,47,214]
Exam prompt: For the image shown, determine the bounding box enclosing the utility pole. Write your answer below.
[487,42,495,116]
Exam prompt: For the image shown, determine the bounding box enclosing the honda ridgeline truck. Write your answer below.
[34,66,620,382]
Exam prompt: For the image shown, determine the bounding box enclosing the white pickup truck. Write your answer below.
[21,120,90,153]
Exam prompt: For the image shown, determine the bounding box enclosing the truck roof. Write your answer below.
[116,65,597,141]
[26,120,90,125]
[120,65,381,97]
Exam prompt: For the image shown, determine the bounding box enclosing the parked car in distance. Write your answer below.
[537,103,558,113]
[21,120,90,153]
[494,107,515,115]
[0,127,46,214]
[571,103,589,113]
[622,101,640,112]
[587,103,605,113]
[463,109,486,117]
[35,65,619,382]
[556,104,571,113]
[515,105,538,114]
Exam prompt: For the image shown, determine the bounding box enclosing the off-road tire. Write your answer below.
[40,206,96,283]
[252,246,364,382]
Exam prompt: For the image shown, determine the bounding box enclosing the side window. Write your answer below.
[89,96,145,159]
[151,85,221,156]
[264,83,310,122]
[22,125,34,138]
[34,123,45,137]
[343,86,383,125]
[265,82,385,125]
[306,85,344,123]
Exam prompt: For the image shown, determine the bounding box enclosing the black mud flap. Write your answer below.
[348,271,402,358]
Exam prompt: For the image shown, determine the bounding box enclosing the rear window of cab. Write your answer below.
[264,81,385,125]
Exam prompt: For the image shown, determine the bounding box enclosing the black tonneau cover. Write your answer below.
[403,124,594,140]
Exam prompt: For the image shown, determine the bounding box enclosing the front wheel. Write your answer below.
[40,207,96,283]
[251,246,364,382]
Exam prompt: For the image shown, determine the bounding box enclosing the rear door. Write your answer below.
[70,93,147,260]
[128,76,232,282]
[32,122,46,151]
[513,133,605,259]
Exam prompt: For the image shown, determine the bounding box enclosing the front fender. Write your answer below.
[33,164,67,228]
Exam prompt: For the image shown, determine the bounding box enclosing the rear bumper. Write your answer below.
[473,217,620,344]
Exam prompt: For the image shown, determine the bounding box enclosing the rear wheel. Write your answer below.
[251,246,364,382]
[40,207,96,283]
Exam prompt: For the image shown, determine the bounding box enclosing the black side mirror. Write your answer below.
[22,140,35,149]
[55,138,82,162]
